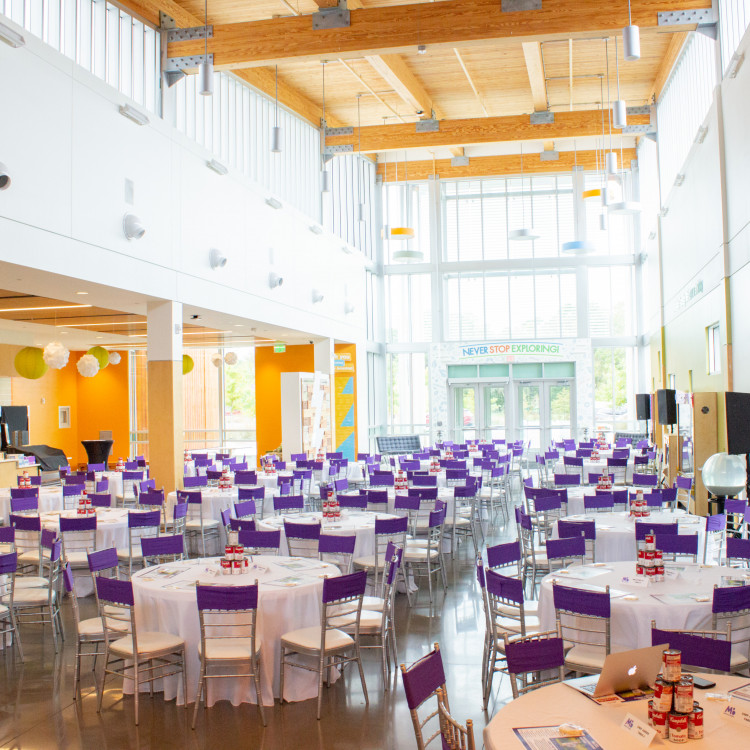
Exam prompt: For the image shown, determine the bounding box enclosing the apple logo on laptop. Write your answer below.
[628,665,637,676]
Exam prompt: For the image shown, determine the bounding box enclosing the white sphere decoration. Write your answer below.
[210,353,223,368]
[224,351,238,366]
[77,354,100,378]
[108,351,121,365]
[43,341,70,369]
[702,452,746,496]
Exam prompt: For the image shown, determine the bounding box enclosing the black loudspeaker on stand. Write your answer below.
[656,389,677,426]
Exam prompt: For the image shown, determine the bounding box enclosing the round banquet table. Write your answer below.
[0,486,63,525]
[258,510,398,558]
[553,510,704,562]
[554,458,635,484]
[483,673,750,750]
[538,560,750,652]
[131,555,340,706]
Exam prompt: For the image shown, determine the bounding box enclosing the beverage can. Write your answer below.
[662,649,682,682]
[667,713,688,743]
[688,705,703,739]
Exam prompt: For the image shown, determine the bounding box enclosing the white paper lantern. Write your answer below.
[224,351,238,366]
[108,351,121,365]
[43,341,70,369]
[211,353,223,367]
[77,354,100,377]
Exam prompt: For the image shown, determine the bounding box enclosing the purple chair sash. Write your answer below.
[196,583,258,611]
[651,627,730,671]
[486,540,522,569]
[284,520,321,540]
[401,647,447,710]
[505,635,565,674]
[553,582,610,617]
[322,569,366,604]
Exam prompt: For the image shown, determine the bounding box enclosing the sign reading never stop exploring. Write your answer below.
[460,342,562,358]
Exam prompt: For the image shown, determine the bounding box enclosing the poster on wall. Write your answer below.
[334,351,356,461]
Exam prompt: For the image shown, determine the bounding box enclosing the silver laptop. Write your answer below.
[569,643,669,698]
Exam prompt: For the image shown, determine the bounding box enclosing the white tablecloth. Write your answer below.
[554,458,635,483]
[484,673,749,750]
[258,510,396,558]
[340,488,456,516]
[131,555,340,706]
[0,486,63,524]
[538,560,749,652]
[555,510,704,562]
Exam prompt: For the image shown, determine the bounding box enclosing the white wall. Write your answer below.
[0,21,366,347]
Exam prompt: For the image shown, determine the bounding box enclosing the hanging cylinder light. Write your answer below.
[508,144,540,241]
[392,149,421,261]
[198,0,213,96]
[623,0,641,61]
[320,61,330,193]
[271,65,282,152]
[612,36,627,129]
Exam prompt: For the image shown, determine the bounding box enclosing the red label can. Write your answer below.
[636,563,644,576]
[688,705,703,739]
[638,549,646,564]
[234,545,244,558]
[225,545,234,559]
[654,550,663,564]
[646,566,656,577]
[674,678,694,714]
[645,533,655,550]
[668,713,688,743]
[662,649,682,682]
[220,558,232,574]
[647,699,654,726]
[232,559,242,571]
[654,679,674,712]
[652,707,669,739]
[645,550,656,567]
[654,564,665,582]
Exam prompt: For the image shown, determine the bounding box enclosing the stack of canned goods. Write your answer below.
[220,530,249,574]
[429,457,441,474]
[323,489,341,522]
[636,533,665,581]
[394,470,409,491]
[648,649,704,742]
[76,490,94,516]
[630,489,651,518]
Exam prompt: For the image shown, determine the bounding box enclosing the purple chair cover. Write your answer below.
[238,529,281,550]
[139,490,165,507]
[635,522,678,541]
[124,461,139,470]
[712,584,750,614]
[141,534,184,558]
[326,452,343,460]
[661,487,677,506]
[206,470,222,481]
[367,490,389,505]
[370,474,395,487]
[446,469,469,482]
[318,534,356,555]
[411,487,438,500]
[87,463,106,472]
[220,508,231,528]
[95,575,134,606]
[63,474,86,485]
[643,490,664,508]
[706,514,727,532]
[123,470,144,482]
[291,453,307,462]
[651,626,730,672]
[654,533,698,555]
[534,495,562,512]
[375,516,409,535]
[524,486,555,501]
[612,489,629,505]
[234,470,259,485]
[553,583,610,617]
[607,457,628,468]
[274,495,304,513]
[584,494,614,511]
[505,635,565,675]
[88,547,118,573]
[675,475,693,490]
[128,509,161,528]
[486,568,524,605]
[229,519,256,532]
[546,536,586,561]
[10,513,41,532]
[183,476,208,488]
[454,485,477,498]
[234,499,257,518]
[10,487,39,499]
[726,536,750,563]
[554,474,580,486]
[177,490,202,505]
[563,456,584,468]
[412,475,438,487]
[558,520,596,541]
[339,495,367,510]
[60,515,97,532]
[400,460,419,471]
[238,487,265,501]
[284,520,321,540]
[633,472,658,487]
[486,540,522,569]
[10,496,38,513]
[193,458,212,468]
[334,478,349,493]
[63,485,85,500]
[0,526,15,545]
[173,502,188,521]
[197,583,258,611]
[322,569,366,604]
[394,495,421,512]
[576,449,593,458]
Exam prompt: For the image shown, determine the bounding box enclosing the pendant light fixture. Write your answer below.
[508,143,539,241]
[198,0,213,96]
[623,0,641,61]
[612,35,627,129]
[562,140,593,255]
[271,65,282,153]
[320,61,330,193]
[605,39,617,176]
[381,134,391,239]
[392,150,421,261]
[357,94,366,223]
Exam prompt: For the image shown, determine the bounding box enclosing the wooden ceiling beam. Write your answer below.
[167,0,707,69]
[377,148,637,181]
[649,31,689,102]
[326,108,649,153]
[365,54,440,118]
[522,41,548,112]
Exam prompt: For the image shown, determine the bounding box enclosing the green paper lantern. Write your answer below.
[14,347,48,379]
[182,354,194,375]
[87,346,109,370]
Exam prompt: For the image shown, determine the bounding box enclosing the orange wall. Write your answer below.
[0,345,129,467]
[255,345,313,463]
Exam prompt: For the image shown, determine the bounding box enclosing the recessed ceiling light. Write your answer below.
[234,324,244,327]
[0,304,92,313]
[76,291,89,295]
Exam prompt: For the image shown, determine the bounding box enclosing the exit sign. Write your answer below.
[274,344,286,353]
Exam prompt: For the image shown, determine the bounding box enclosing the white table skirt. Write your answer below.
[553,509,704,562]
[554,458,635,484]
[484,673,749,750]
[538,560,748,652]
[0,486,63,525]
[131,555,340,706]
[258,510,396,558]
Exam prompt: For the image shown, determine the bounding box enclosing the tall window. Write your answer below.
[593,347,636,435]
[387,353,429,438]
[707,323,721,374]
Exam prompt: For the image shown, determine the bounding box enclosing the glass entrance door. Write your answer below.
[452,386,477,443]
[547,382,573,446]
[482,385,506,441]
[516,383,541,451]
[450,383,508,443]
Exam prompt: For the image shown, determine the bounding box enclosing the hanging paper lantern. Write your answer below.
[77,354,100,378]
[224,351,238,366]
[14,347,48,379]
[182,354,194,375]
[43,341,70,370]
[108,351,121,366]
[87,346,109,370]
[210,353,223,368]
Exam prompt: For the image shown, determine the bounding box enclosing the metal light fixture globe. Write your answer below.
[702,452,746,496]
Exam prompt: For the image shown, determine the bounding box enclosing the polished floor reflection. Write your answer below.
[0,521,517,749]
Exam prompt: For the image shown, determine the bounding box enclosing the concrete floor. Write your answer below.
[0,519,517,749]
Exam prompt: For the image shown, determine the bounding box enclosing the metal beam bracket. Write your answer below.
[325,126,354,136]
[165,54,213,72]
[324,144,354,154]
[416,119,440,133]
[313,1,350,30]
[159,11,177,29]
[657,8,716,26]
[540,150,559,161]
[451,155,470,167]
[166,25,213,43]
[502,0,542,11]
[626,105,652,116]
[623,123,656,135]
[530,111,554,125]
